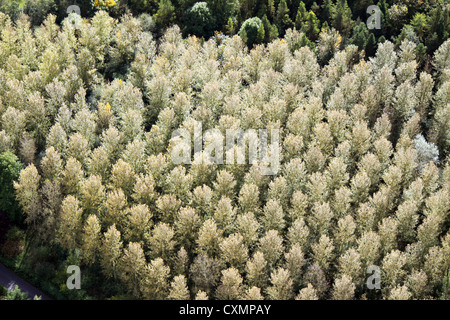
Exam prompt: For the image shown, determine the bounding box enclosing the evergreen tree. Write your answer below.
[100,224,123,279]
[349,22,369,50]
[239,17,265,48]
[262,14,279,43]
[331,0,354,38]
[295,1,308,30]
[206,0,239,31]
[303,11,321,41]
[366,33,377,57]
[153,0,176,30]
[276,0,294,36]
[183,2,216,38]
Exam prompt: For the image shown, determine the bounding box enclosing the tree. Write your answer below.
[410,13,428,39]
[148,222,176,260]
[429,90,450,160]
[143,258,171,299]
[349,22,369,51]
[433,38,450,80]
[238,183,260,213]
[317,27,342,65]
[337,248,363,286]
[261,199,285,232]
[0,5,449,301]
[219,233,248,271]
[243,286,264,300]
[312,235,335,271]
[125,204,153,243]
[275,0,293,36]
[189,254,222,295]
[382,250,407,290]
[120,242,147,298]
[365,33,377,57]
[267,0,275,20]
[66,134,90,168]
[82,214,101,265]
[0,152,24,221]
[331,0,354,37]
[215,267,244,300]
[111,159,136,196]
[100,224,123,279]
[414,134,439,171]
[246,251,268,289]
[153,0,176,30]
[213,196,236,235]
[195,290,209,300]
[406,270,429,299]
[156,194,182,224]
[2,107,26,149]
[304,263,329,298]
[206,0,238,30]
[266,268,293,300]
[175,206,201,250]
[331,275,356,300]
[133,173,158,207]
[168,275,190,300]
[424,7,449,54]
[197,219,223,256]
[388,285,411,300]
[225,16,237,35]
[303,11,320,41]
[101,127,123,164]
[81,175,105,215]
[261,14,278,43]
[58,195,83,250]
[423,246,445,289]
[287,218,310,253]
[235,211,260,248]
[88,147,110,181]
[239,17,265,47]
[296,283,319,300]
[295,2,307,31]
[258,230,284,268]
[41,147,63,182]
[62,158,84,196]
[320,0,334,22]
[183,2,216,38]
[213,170,236,199]
[13,164,41,227]
[285,244,305,288]
[19,133,36,165]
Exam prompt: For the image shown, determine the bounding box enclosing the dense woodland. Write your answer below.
[0,1,449,300]
[0,1,448,55]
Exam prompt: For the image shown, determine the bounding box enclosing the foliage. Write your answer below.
[239,17,264,47]
[0,152,24,222]
[183,2,215,38]
[0,6,449,301]
[93,0,118,10]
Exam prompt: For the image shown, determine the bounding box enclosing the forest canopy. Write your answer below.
[0,0,449,301]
